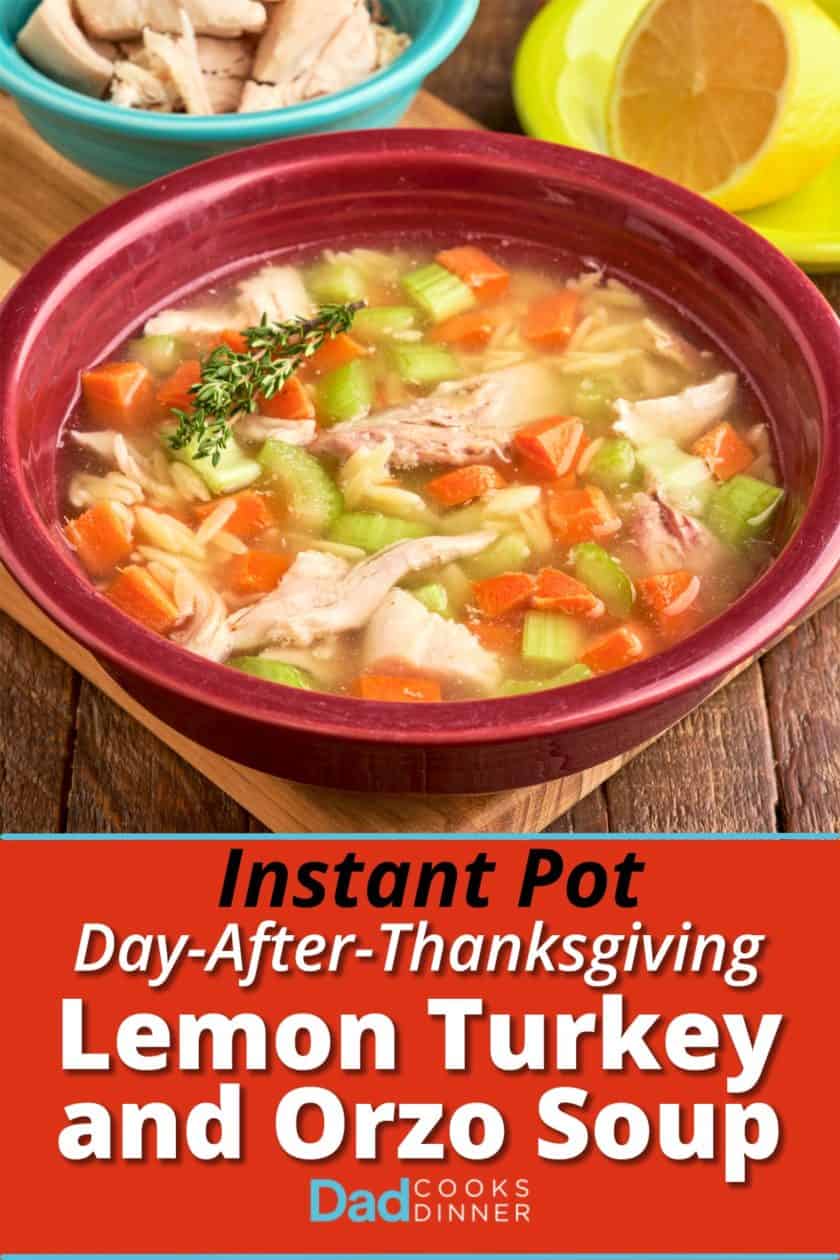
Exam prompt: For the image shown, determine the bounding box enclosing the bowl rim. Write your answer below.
[1,128,840,749]
[0,0,479,138]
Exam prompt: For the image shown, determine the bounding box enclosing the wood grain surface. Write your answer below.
[0,90,479,271]
[1,0,839,832]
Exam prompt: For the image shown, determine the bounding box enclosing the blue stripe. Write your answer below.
[7,1253,836,1259]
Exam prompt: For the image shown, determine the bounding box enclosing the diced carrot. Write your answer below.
[638,571,702,643]
[65,501,134,578]
[660,606,704,644]
[194,491,274,540]
[107,565,179,634]
[473,572,536,617]
[546,485,621,545]
[156,359,202,412]
[637,570,697,615]
[81,361,156,430]
[531,467,580,491]
[464,616,523,654]
[257,374,315,420]
[691,422,754,481]
[514,416,587,478]
[228,549,294,595]
[354,674,442,702]
[436,246,510,302]
[210,329,249,354]
[522,289,581,350]
[425,464,506,507]
[581,624,649,674]
[429,309,505,349]
[306,333,366,375]
[532,568,605,619]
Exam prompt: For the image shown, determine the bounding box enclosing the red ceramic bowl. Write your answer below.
[1,131,839,795]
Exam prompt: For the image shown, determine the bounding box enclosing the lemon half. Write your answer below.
[608,0,840,212]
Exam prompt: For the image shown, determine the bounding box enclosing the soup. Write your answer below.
[60,244,784,701]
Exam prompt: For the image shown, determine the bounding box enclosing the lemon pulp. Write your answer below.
[608,0,840,212]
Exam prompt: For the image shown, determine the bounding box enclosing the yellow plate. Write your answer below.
[513,0,840,271]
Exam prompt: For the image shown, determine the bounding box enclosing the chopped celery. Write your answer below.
[411,582,450,615]
[258,441,343,534]
[317,359,374,425]
[573,542,635,618]
[586,438,638,493]
[353,306,417,342]
[574,376,621,423]
[402,262,476,323]
[128,334,182,376]
[389,343,461,385]
[553,663,594,686]
[306,260,366,305]
[636,438,715,515]
[230,657,312,688]
[499,664,594,695]
[706,475,784,547]
[522,612,585,670]
[464,531,531,581]
[170,432,261,496]
[329,511,427,553]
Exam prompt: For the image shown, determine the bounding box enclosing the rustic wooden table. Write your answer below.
[1,0,838,834]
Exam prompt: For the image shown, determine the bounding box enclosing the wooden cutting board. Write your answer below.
[0,92,479,270]
[0,91,837,832]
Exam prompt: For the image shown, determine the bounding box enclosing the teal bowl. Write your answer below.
[0,0,477,185]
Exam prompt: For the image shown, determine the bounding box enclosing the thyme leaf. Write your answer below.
[166,301,365,465]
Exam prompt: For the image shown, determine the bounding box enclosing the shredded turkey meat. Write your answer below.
[144,264,312,337]
[227,531,497,653]
[171,569,231,660]
[111,57,179,109]
[75,0,267,40]
[363,589,501,694]
[17,0,115,96]
[632,491,727,576]
[613,372,738,448]
[196,35,252,110]
[19,0,408,114]
[138,13,213,115]
[238,0,406,114]
[233,416,317,445]
[314,363,561,469]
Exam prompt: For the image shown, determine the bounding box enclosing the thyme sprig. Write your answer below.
[167,301,365,465]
